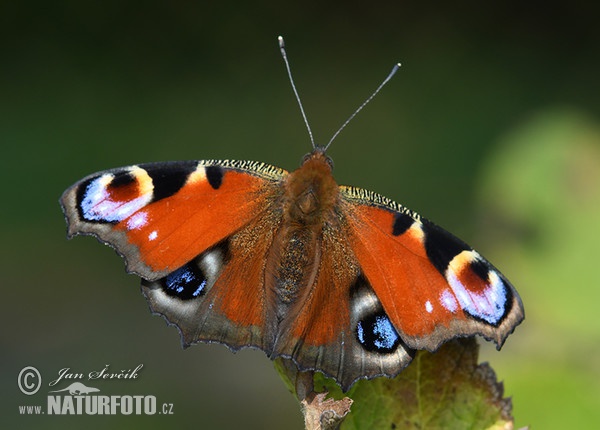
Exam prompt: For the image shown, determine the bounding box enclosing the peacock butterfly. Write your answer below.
[60,37,523,391]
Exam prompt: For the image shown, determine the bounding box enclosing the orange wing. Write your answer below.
[61,160,286,280]
[61,159,288,352]
[340,186,524,352]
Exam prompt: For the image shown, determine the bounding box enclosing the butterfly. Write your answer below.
[60,37,524,391]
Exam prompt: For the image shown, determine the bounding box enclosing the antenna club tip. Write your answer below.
[278,36,285,48]
[396,62,402,68]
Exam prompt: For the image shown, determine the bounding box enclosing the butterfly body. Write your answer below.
[61,147,523,390]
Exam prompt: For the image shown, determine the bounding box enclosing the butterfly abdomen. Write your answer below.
[274,228,315,304]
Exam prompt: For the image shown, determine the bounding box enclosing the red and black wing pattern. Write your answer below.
[61,159,288,352]
[339,186,524,354]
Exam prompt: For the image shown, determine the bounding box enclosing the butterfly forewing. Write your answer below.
[61,160,287,280]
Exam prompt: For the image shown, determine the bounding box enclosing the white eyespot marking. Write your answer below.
[148,230,158,241]
[200,249,223,281]
[351,285,381,323]
[440,289,459,313]
[149,285,199,317]
[127,211,148,230]
[80,167,153,222]
[425,300,433,313]
[445,251,507,324]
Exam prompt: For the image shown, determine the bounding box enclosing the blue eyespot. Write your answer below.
[163,264,207,300]
[356,313,400,353]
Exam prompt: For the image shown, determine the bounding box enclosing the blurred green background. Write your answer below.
[2,2,599,429]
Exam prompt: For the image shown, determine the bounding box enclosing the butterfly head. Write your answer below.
[301,147,334,172]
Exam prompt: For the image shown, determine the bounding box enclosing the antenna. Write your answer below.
[278,36,316,149]
[278,36,401,152]
[324,62,401,151]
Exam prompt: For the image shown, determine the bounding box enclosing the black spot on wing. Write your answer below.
[109,171,136,188]
[143,261,208,300]
[205,165,224,190]
[356,312,402,353]
[142,161,198,202]
[422,219,471,276]
[470,258,491,282]
[392,212,414,236]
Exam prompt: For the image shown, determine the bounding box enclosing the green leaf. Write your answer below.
[277,338,514,430]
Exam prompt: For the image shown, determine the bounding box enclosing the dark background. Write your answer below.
[2,2,599,429]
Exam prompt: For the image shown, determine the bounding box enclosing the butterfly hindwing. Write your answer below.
[142,213,281,353]
[340,185,524,352]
